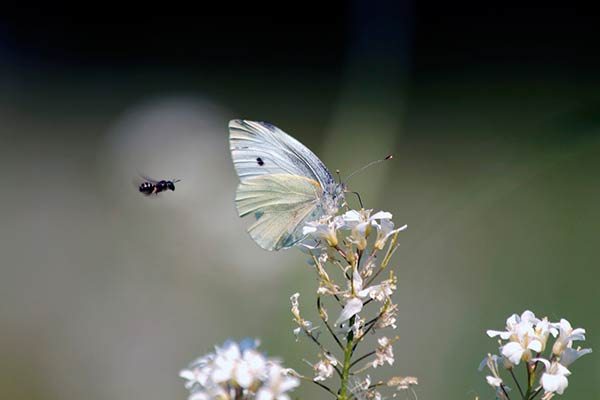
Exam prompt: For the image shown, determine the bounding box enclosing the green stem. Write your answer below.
[508,368,525,398]
[524,362,535,399]
[338,315,356,400]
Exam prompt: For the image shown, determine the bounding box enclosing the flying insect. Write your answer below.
[138,176,181,196]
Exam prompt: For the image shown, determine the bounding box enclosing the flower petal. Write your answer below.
[528,339,543,353]
[335,298,363,326]
[502,342,525,365]
[560,347,592,367]
[371,211,393,220]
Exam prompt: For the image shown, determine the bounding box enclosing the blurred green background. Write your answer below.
[0,5,598,399]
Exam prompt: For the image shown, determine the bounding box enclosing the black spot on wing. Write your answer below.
[256,157,265,166]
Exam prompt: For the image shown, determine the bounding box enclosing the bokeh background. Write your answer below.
[1,4,598,399]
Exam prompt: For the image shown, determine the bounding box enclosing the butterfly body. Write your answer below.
[229,120,344,251]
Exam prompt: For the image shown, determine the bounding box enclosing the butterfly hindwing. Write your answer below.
[235,174,323,251]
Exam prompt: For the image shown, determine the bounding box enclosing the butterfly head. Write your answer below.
[322,182,346,215]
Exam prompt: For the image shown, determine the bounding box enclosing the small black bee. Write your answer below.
[138,177,181,196]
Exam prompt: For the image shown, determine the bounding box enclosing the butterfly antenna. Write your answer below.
[335,169,342,184]
[343,154,393,183]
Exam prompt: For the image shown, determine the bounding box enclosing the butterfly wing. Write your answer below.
[229,119,334,187]
[236,174,324,250]
[229,120,336,251]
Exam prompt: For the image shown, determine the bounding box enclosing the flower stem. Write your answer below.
[508,368,525,399]
[529,386,543,400]
[349,350,375,369]
[317,296,345,351]
[299,376,337,398]
[524,362,535,399]
[500,383,512,400]
[338,315,356,400]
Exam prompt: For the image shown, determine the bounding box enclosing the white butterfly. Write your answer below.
[229,119,345,251]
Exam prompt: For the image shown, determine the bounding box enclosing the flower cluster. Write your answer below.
[180,339,299,400]
[481,311,592,400]
[291,209,416,400]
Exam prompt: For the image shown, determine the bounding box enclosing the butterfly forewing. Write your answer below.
[229,120,335,188]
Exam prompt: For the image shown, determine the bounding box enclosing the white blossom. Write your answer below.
[486,310,539,341]
[358,279,396,302]
[552,318,586,356]
[342,210,394,251]
[387,376,418,390]
[535,358,571,396]
[479,354,504,389]
[559,346,592,367]
[483,312,591,400]
[372,337,394,368]
[375,303,398,330]
[303,215,344,247]
[500,323,543,365]
[487,310,543,365]
[180,339,298,400]
[290,293,300,319]
[335,297,364,326]
[373,219,407,250]
[533,317,558,352]
[255,364,300,400]
[313,353,338,382]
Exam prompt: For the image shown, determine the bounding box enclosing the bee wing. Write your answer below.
[137,172,160,184]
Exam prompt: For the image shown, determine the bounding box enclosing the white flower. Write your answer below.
[180,339,294,400]
[479,354,504,388]
[487,310,539,341]
[342,210,397,251]
[372,336,394,368]
[533,317,558,352]
[349,375,371,394]
[552,318,586,356]
[210,341,242,384]
[500,322,543,365]
[351,268,395,304]
[535,358,571,396]
[486,376,503,387]
[211,340,267,388]
[292,320,319,342]
[373,219,407,250]
[303,215,344,247]
[559,346,592,367]
[237,349,268,388]
[487,311,543,365]
[256,364,300,400]
[375,303,398,330]
[357,279,396,302]
[313,353,338,382]
[388,376,418,390]
[180,354,214,390]
[290,293,300,318]
[364,390,382,400]
[479,355,512,400]
[335,297,363,326]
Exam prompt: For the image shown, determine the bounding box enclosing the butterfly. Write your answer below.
[229,119,346,251]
